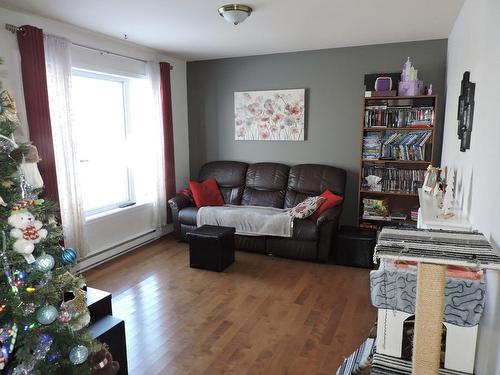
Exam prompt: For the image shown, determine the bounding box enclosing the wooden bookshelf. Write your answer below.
[357,95,439,229]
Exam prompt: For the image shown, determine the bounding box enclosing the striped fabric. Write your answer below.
[336,338,375,375]
[374,228,500,270]
[371,353,471,375]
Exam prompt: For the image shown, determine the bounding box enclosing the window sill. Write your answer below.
[85,201,153,223]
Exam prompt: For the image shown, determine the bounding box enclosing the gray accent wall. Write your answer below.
[187,39,447,225]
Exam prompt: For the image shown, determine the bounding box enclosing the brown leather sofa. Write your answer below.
[168,161,346,262]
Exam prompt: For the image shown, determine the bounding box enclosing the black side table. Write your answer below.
[333,226,377,268]
[186,225,235,272]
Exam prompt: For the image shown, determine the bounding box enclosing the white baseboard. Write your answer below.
[75,225,173,273]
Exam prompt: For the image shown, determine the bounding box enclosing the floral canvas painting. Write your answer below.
[234,89,305,141]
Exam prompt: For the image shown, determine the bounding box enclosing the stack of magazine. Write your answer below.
[362,198,390,221]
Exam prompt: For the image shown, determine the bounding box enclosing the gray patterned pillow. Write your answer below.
[290,196,326,219]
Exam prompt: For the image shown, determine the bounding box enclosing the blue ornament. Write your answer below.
[69,345,88,365]
[35,254,55,273]
[36,305,58,325]
[60,248,77,265]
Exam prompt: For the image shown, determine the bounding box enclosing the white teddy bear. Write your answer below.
[8,210,48,264]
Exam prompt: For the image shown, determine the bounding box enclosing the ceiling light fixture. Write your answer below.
[218,4,253,25]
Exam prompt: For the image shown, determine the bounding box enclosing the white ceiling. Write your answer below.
[0,0,464,61]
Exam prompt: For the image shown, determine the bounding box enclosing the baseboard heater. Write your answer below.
[76,229,163,273]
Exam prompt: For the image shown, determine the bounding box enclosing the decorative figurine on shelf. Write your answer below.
[398,57,424,96]
[440,172,455,219]
[425,83,432,95]
[422,166,441,194]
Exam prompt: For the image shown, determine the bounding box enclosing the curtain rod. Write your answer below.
[4,23,173,70]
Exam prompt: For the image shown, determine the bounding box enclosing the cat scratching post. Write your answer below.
[412,263,446,375]
[373,228,500,375]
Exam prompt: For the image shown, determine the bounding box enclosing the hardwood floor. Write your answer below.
[84,236,377,375]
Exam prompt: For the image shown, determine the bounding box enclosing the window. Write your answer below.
[72,70,134,215]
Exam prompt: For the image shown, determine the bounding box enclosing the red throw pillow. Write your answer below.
[309,189,343,221]
[189,179,224,208]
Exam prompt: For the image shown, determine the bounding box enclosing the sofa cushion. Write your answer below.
[242,162,289,208]
[199,161,248,205]
[178,207,199,226]
[290,196,326,219]
[189,179,224,208]
[309,189,343,221]
[293,219,318,241]
[284,164,347,208]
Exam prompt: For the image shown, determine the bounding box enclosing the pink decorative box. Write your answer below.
[398,80,423,96]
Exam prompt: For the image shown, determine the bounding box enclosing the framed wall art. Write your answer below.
[234,88,305,141]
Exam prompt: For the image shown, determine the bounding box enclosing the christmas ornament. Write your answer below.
[33,334,53,360]
[69,345,89,365]
[0,323,18,369]
[0,195,6,207]
[57,310,71,324]
[18,146,43,189]
[36,305,58,325]
[89,347,120,375]
[48,352,59,363]
[0,90,20,125]
[60,248,77,264]
[35,253,55,273]
[7,210,48,264]
[60,289,90,331]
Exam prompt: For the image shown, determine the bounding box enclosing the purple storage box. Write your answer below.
[398,80,423,96]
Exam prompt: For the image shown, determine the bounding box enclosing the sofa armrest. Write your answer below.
[168,193,194,240]
[315,204,343,262]
[316,204,343,227]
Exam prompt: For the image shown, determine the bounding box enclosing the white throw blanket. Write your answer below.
[197,205,293,237]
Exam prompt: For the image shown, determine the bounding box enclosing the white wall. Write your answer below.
[441,0,500,373]
[0,7,190,262]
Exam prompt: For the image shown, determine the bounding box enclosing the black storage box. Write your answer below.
[333,226,377,268]
[187,225,235,272]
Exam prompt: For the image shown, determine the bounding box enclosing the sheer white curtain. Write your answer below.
[44,35,88,256]
[145,62,167,228]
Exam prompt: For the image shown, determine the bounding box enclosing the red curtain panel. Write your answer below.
[159,62,176,223]
[17,25,60,204]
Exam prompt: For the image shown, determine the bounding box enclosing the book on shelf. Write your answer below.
[364,106,434,128]
[362,214,392,221]
[410,208,419,221]
[362,131,432,161]
[359,222,379,230]
[362,198,390,218]
[362,165,426,194]
[362,133,383,159]
[390,212,408,221]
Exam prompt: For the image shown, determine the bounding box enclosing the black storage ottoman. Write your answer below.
[186,225,235,272]
[333,226,377,268]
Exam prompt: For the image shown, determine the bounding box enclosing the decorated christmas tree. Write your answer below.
[0,59,104,373]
